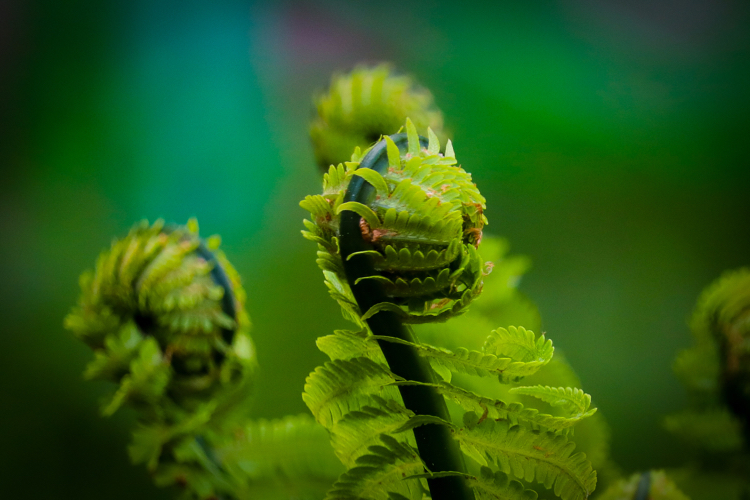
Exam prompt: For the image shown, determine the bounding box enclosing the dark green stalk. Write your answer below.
[339,134,473,500]
[634,471,651,500]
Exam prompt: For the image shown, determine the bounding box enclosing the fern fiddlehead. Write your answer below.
[65,220,345,499]
[310,63,447,172]
[302,114,598,499]
[339,124,482,499]
[303,120,482,499]
[65,219,257,497]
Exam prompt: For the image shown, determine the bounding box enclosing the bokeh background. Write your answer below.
[1,0,748,498]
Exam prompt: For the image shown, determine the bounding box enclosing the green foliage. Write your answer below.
[302,121,598,499]
[470,467,539,500]
[301,119,487,324]
[325,435,427,500]
[455,413,596,500]
[310,64,446,172]
[65,64,617,500]
[303,357,402,430]
[65,220,342,499]
[212,414,344,500]
[370,327,553,383]
[508,387,595,420]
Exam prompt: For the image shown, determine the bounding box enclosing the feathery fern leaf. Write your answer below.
[393,381,596,431]
[317,329,385,362]
[374,335,553,382]
[325,435,427,500]
[213,414,345,500]
[470,467,539,500]
[455,413,597,500]
[303,357,402,429]
[330,400,416,467]
[509,386,595,419]
[484,327,553,363]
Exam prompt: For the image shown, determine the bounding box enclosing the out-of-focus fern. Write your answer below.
[662,268,750,500]
[310,63,446,172]
[666,268,750,454]
[301,120,598,500]
[65,220,342,499]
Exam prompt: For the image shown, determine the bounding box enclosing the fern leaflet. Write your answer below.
[455,413,596,500]
[470,467,539,500]
[213,414,345,499]
[330,400,416,467]
[325,435,426,500]
[394,381,596,431]
[374,334,552,382]
[303,357,402,429]
[509,386,595,418]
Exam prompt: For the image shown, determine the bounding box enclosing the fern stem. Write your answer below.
[339,134,473,500]
[634,471,651,500]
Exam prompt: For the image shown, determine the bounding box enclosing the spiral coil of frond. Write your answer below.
[310,64,446,172]
[65,219,257,496]
[302,118,487,323]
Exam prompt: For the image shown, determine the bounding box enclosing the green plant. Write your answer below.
[66,64,617,500]
[300,118,598,500]
[64,219,344,499]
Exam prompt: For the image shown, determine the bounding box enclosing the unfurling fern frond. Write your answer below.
[302,119,597,500]
[66,220,341,499]
[310,63,446,172]
[302,118,486,324]
[65,219,257,497]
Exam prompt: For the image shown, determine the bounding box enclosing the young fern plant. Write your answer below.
[65,219,344,500]
[65,63,605,500]
[300,119,599,500]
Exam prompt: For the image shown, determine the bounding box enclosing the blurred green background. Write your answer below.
[1,0,748,498]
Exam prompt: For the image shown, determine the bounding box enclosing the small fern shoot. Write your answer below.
[66,220,343,499]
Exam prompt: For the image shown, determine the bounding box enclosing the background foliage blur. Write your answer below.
[1,0,748,498]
